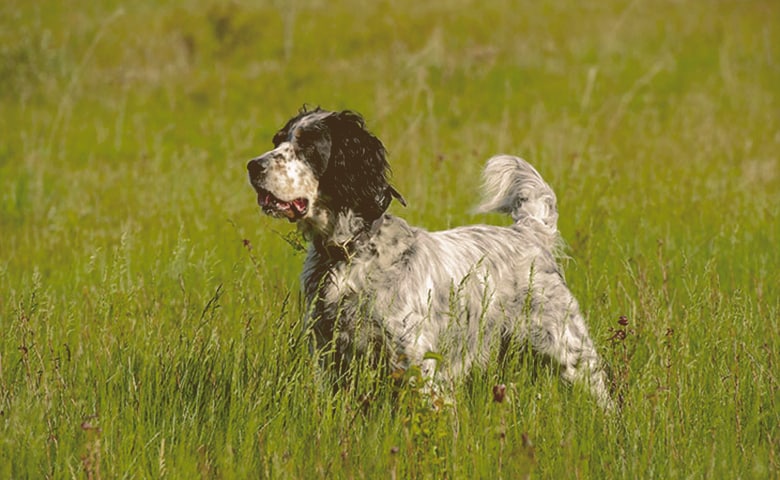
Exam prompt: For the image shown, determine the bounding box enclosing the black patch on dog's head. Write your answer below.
[321,110,397,221]
[276,107,404,223]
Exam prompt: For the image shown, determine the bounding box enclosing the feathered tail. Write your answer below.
[477,155,560,245]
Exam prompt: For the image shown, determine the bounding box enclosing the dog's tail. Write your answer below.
[477,155,560,244]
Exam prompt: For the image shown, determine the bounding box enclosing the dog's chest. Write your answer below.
[303,247,403,312]
[301,218,417,326]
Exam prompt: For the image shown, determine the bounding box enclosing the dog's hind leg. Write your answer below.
[526,276,614,410]
[554,318,613,411]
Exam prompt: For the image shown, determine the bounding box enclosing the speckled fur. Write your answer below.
[248,108,613,409]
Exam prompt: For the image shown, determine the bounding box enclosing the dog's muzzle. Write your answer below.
[247,157,310,222]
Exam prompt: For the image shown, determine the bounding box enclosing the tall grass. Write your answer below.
[1,0,778,477]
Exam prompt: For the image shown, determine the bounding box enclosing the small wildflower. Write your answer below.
[492,384,507,403]
[610,329,627,341]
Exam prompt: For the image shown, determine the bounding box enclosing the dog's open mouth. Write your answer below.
[256,188,309,221]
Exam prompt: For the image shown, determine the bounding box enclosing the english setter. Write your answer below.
[247,107,613,409]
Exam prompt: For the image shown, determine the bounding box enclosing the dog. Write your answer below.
[247,107,613,409]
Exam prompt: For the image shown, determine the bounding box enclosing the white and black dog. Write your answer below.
[247,107,613,409]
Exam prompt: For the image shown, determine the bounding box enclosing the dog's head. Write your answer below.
[247,107,404,233]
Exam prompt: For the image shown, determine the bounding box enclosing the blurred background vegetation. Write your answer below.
[0,0,778,477]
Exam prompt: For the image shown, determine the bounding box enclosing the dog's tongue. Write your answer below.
[291,198,308,214]
[283,198,308,221]
[257,191,308,220]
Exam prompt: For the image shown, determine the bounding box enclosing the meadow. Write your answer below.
[1,0,778,478]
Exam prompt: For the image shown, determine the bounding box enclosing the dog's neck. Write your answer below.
[299,209,385,262]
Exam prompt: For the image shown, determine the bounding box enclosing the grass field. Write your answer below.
[1,0,778,478]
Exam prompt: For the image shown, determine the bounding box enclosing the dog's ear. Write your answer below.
[388,185,407,207]
[320,111,404,221]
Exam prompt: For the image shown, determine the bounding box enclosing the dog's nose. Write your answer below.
[247,157,265,177]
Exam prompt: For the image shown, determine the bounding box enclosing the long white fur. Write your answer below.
[300,155,614,409]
